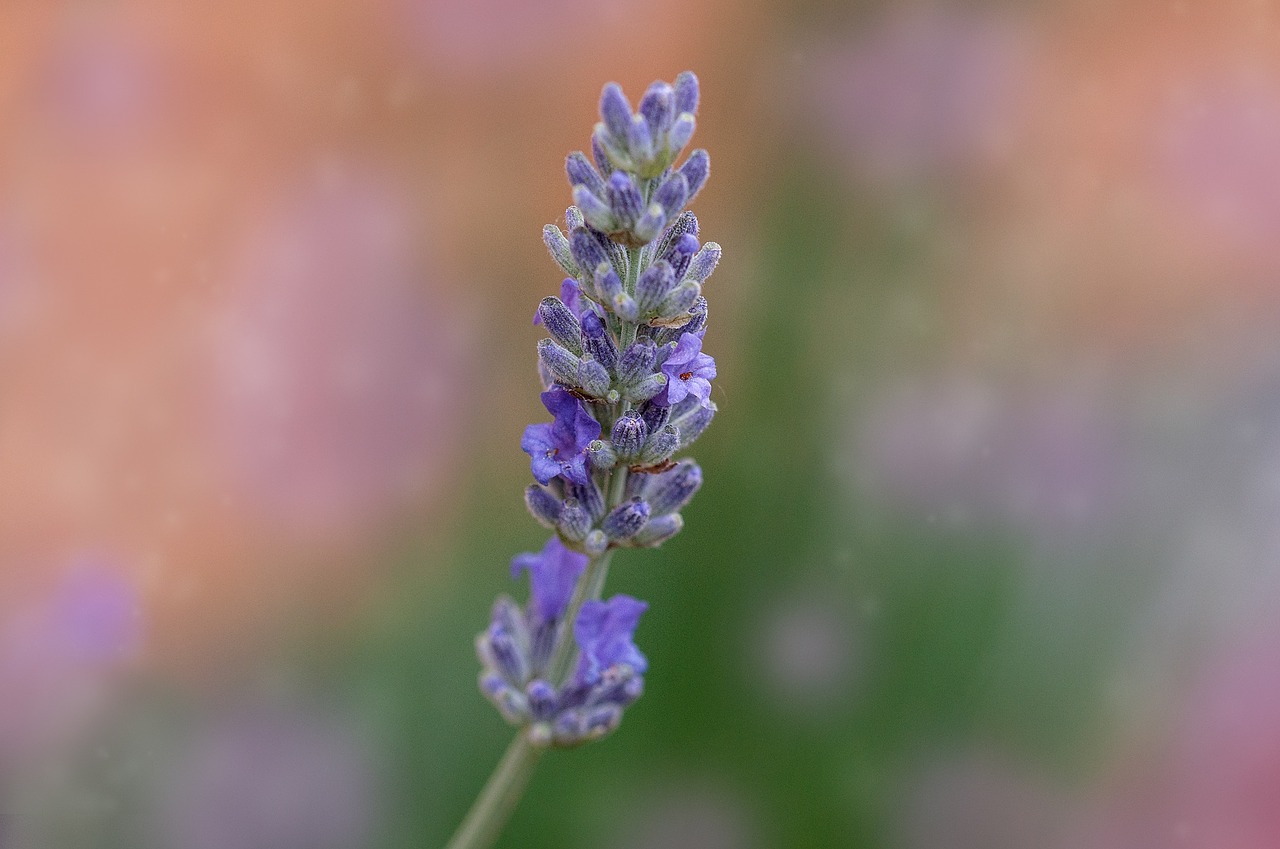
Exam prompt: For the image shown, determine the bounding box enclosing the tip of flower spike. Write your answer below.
[599,83,633,143]
[674,71,699,116]
[639,81,675,136]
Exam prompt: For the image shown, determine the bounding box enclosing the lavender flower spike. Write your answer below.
[452,70,722,849]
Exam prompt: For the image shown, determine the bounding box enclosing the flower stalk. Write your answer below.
[447,69,721,849]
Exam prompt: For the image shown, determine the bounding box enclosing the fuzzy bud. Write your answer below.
[538,297,582,354]
[631,513,683,547]
[577,356,611,398]
[638,424,679,466]
[637,399,671,434]
[610,412,648,461]
[543,225,578,277]
[687,242,720,284]
[538,338,581,385]
[646,461,703,515]
[525,485,563,528]
[602,498,650,541]
[636,260,677,315]
[679,149,710,202]
[625,372,667,403]
[557,499,592,542]
[616,338,657,388]
[587,439,617,472]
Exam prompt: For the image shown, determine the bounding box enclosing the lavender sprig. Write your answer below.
[447,71,719,849]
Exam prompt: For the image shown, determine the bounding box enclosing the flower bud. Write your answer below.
[606,171,643,228]
[625,372,667,403]
[627,114,654,165]
[566,479,606,522]
[538,338,581,385]
[570,227,609,273]
[636,260,677,314]
[663,233,700,280]
[687,241,720,284]
[557,499,591,542]
[526,679,559,721]
[538,297,582,354]
[525,485,563,528]
[653,173,689,219]
[652,211,697,263]
[638,424,678,466]
[646,461,703,515]
[679,149,709,201]
[631,513,683,547]
[593,123,630,172]
[653,281,701,325]
[543,225,578,277]
[602,498,650,541]
[616,338,657,388]
[674,71,699,115]
[480,673,528,724]
[610,412,648,461]
[639,81,675,135]
[565,152,607,196]
[591,133,612,175]
[485,628,528,686]
[633,203,667,244]
[573,186,616,233]
[668,113,696,154]
[586,439,617,472]
[577,356,611,398]
[672,400,715,450]
[637,398,671,434]
[600,83,632,143]
[580,312,618,371]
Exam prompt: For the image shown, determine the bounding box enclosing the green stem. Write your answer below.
[443,730,543,849]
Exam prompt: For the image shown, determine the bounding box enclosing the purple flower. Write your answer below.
[521,389,601,485]
[659,333,716,406]
[511,537,588,622]
[574,595,648,685]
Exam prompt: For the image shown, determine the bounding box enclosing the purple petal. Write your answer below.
[574,595,649,683]
[512,537,588,621]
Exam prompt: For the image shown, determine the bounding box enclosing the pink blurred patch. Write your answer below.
[856,376,1126,538]
[1067,628,1280,849]
[896,750,1070,849]
[754,592,860,712]
[156,705,378,849]
[809,8,1035,184]
[1157,71,1280,258]
[0,555,141,764]
[33,17,176,153]
[210,170,467,540]
[397,0,630,72]
[1170,630,1280,846]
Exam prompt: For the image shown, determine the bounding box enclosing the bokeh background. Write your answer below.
[3,1,1280,847]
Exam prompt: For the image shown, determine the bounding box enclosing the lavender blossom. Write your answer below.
[458,67,722,849]
[659,332,717,406]
[521,388,601,485]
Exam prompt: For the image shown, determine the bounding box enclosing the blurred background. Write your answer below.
[2,0,1279,846]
